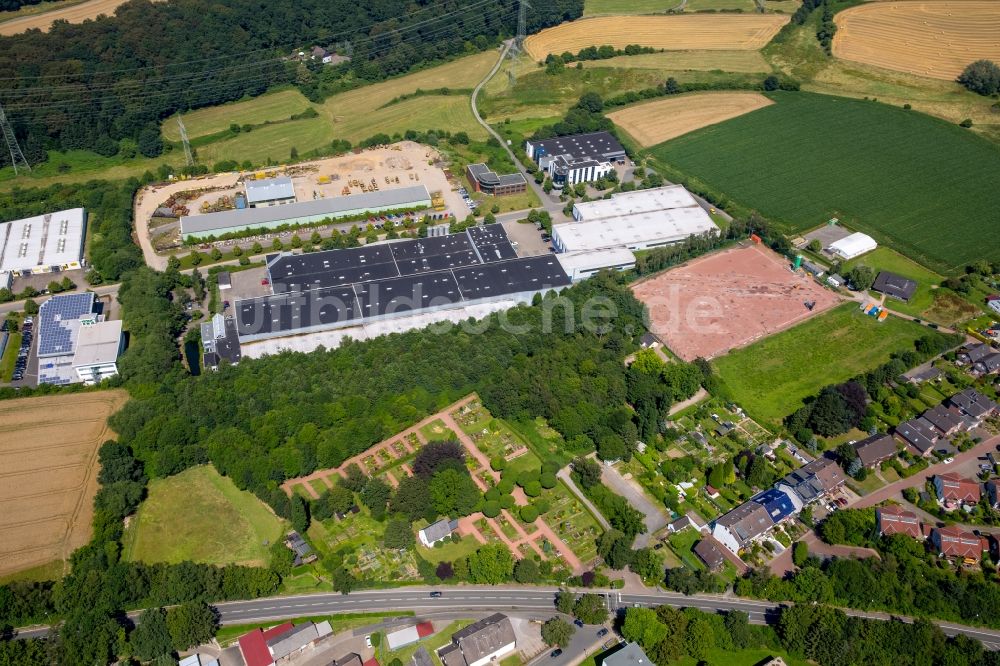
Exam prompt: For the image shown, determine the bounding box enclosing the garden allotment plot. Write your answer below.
[651,92,1000,274]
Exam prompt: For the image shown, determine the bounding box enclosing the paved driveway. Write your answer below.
[599,460,670,548]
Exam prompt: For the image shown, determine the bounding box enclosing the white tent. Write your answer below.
[829,232,877,260]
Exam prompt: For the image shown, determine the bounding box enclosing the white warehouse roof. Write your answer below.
[573,185,700,221]
[245,176,296,204]
[72,320,123,368]
[554,206,717,253]
[829,232,877,259]
[556,248,636,279]
[0,208,86,273]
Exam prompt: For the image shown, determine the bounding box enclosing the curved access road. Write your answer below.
[15,586,1000,650]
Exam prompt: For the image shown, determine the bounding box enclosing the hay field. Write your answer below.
[833,1,1000,80]
[524,15,789,60]
[609,92,773,146]
[125,465,286,567]
[0,0,129,35]
[583,0,677,15]
[163,89,312,142]
[0,390,129,578]
[580,50,771,72]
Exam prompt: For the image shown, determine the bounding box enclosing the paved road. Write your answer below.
[17,586,1000,650]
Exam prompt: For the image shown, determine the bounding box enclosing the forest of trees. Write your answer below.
[0,0,582,166]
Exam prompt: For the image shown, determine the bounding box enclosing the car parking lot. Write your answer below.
[10,318,32,384]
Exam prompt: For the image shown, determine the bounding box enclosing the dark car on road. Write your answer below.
[550,649,562,658]
[574,619,584,628]
[429,591,442,598]
[597,628,609,638]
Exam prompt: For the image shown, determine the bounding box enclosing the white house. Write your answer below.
[418,518,458,547]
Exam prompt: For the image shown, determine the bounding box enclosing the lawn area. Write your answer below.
[841,247,977,324]
[418,534,483,564]
[667,527,705,571]
[124,465,286,567]
[420,419,458,443]
[684,0,757,10]
[649,91,1000,274]
[163,88,313,142]
[583,0,677,14]
[712,303,941,424]
[0,332,22,382]
[580,50,770,74]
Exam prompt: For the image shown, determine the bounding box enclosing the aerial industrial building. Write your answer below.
[525,131,626,188]
[555,247,636,280]
[179,185,431,239]
[465,163,527,196]
[36,292,123,385]
[828,231,877,260]
[236,223,571,343]
[0,208,86,275]
[244,176,296,207]
[552,186,718,253]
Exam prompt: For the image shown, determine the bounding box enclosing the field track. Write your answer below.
[833,1,1000,80]
[0,390,128,578]
[523,14,789,60]
[0,0,130,35]
[609,92,773,146]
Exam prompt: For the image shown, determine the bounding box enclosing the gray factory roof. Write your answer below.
[528,131,625,161]
[245,176,295,204]
[180,185,430,235]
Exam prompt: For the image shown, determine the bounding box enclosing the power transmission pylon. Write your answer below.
[0,103,31,175]
[506,0,529,84]
[177,116,194,167]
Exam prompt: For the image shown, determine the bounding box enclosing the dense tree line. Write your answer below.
[0,0,41,11]
[0,0,582,165]
[959,60,1000,96]
[737,529,1000,630]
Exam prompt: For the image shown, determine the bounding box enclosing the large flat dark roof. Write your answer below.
[872,271,918,301]
[528,131,625,162]
[267,225,518,293]
[454,256,570,300]
[355,272,463,318]
[236,287,360,337]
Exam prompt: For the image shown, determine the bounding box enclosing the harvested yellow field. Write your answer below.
[0,390,129,578]
[833,1,1000,80]
[0,0,130,35]
[524,15,790,60]
[608,92,773,146]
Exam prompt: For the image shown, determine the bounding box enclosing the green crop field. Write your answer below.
[581,50,770,73]
[124,465,286,567]
[713,303,937,424]
[650,92,1000,274]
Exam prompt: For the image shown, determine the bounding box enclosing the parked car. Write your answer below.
[944,457,955,465]
[430,591,442,598]
[574,619,584,628]
[597,629,609,638]
[550,650,562,658]
[365,635,372,649]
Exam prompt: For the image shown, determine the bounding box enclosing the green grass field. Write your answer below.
[163,89,313,142]
[583,0,678,15]
[580,50,770,73]
[650,92,1000,274]
[124,465,286,567]
[713,303,937,424]
[683,0,757,10]
[0,332,22,382]
[843,247,942,317]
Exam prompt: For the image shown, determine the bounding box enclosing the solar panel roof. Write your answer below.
[37,292,95,357]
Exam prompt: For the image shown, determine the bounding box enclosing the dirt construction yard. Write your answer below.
[833,1,1000,80]
[524,14,789,60]
[0,390,129,578]
[608,92,773,147]
[632,244,841,361]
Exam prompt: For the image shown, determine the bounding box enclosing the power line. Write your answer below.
[0,0,508,85]
[177,117,193,166]
[0,102,30,174]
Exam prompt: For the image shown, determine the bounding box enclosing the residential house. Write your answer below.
[334,654,363,666]
[922,404,965,438]
[639,332,659,349]
[974,352,1000,374]
[852,434,897,469]
[438,613,516,666]
[905,366,942,384]
[958,343,993,365]
[419,518,458,547]
[988,297,1000,315]
[602,643,654,666]
[387,622,435,650]
[284,531,317,565]
[712,501,773,554]
[948,388,999,425]
[876,505,923,539]
[238,621,332,666]
[872,271,918,302]
[930,525,989,562]
[752,487,802,524]
[894,417,939,456]
[667,514,695,533]
[693,538,727,571]
[934,473,981,507]
[779,457,845,505]
[704,484,720,499]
